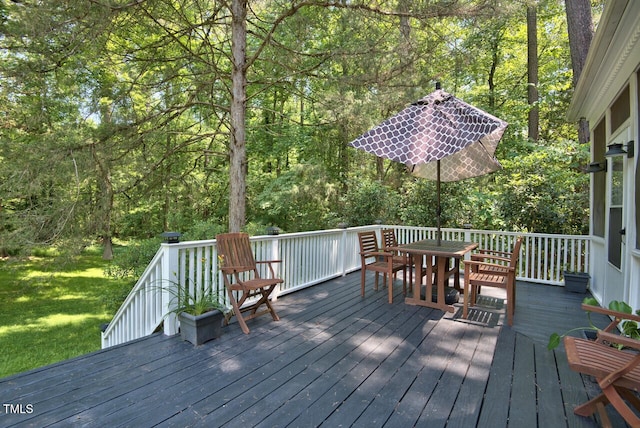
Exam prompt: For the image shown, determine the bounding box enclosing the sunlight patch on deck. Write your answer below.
[452,306,500,327]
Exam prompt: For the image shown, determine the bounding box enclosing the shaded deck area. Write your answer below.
[1,272,627,427]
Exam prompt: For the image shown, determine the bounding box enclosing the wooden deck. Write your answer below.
[0,272,629,427]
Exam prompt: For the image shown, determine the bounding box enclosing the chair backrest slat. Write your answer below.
[216,233,257,275]
[510,237,523,268]
[358,231,379,254]
[381,229,397,249]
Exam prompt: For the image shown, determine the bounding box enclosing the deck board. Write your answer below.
[536,339,568,427]
[510,333,538,426]
[0,272,629,427]
[477,325,515,428]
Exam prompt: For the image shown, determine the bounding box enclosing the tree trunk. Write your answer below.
[487,24,504,111]
[93,147,114,260]
[565,0,594,144]
[527,5,539,143]
[229,0,248,232]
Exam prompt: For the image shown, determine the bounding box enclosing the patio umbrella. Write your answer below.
[348,86,508,244]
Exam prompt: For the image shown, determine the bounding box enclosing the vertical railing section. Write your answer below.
[102,226,590,348]
[101,245,166,348]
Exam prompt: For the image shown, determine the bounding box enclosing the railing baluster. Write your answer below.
[101,226,590,348]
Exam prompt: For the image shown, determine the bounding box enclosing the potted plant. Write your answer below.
[165,280,229,346]
[562,268,590,293]
[548,297,640,350]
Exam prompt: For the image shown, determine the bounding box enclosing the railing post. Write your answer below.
[339,225,348,276]
[463,224,473,262]
[161,242,180,336]
[271,236,281,300]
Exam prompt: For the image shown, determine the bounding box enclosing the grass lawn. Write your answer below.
[0,247,131,379]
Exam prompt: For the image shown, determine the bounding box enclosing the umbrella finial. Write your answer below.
[435,82,441,90]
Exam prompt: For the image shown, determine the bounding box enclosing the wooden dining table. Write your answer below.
[389,239,478,313]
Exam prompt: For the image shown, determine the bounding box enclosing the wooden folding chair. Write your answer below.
[565,331,640,427]
[358,231,406,304]
[216,233,283,334]
[463,236,522,326]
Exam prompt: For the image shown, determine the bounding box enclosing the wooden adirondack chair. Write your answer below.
[358,231,406,304]
[565,330,640,427]
[462,236,523,326]
[216,233,283,334]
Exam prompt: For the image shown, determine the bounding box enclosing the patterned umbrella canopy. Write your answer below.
[349,88,508,242]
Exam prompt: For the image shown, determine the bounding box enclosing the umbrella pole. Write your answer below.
[437,159,441,246]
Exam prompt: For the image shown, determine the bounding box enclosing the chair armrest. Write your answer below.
[464,259,513,273]
[220,265,252,274]
[596,331,640,351]
[361,251,393,258]
[478,249,513,257]
[471,254,510,263]
[582,303,640,337]
[256,260,282,278]
[582,304,640,323]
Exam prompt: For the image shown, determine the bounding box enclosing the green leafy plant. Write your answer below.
[162,277,228,317]
[548,297,640,350]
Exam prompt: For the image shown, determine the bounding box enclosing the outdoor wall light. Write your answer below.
[586,161,607,173]
[604,140,634,158]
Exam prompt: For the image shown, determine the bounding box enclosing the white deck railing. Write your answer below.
[101,226,590,348]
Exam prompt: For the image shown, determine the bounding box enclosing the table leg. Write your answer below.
[405,254,450,312]
[453,258,461,291]
[436,255,455,313]
[425,255,433,304]
[412,253,421,300]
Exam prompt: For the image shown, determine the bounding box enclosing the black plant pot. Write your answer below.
[581,329,597,341]
[179,310,224,346]
[563,271,590,294]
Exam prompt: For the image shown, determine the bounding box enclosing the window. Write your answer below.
[609,155,623,269]
[592,119,606,237]
[611,85,630,134]
[636,74,640,250]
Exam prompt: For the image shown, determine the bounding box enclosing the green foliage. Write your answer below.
[253,164,338,232]
[400,180,438,227]
[163,278,227,317]
[30,246,61,258]
[182,220,226,241]
[547,297,640,350]
[0,0,592,252]
[101,240,163,313]
[338,180,401,227]
[496,139,589,234]
[103,239,161,281]
[117,207,164,239]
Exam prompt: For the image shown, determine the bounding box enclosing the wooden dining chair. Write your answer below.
[472,243,519,275]
[216,233,283,334]
[564,331,640,427]
[358,231,406,304]
[381,228,411,294]
[463,236,523,326]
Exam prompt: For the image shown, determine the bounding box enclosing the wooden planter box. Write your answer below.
[563,271,590,294]
[178,310,224,346]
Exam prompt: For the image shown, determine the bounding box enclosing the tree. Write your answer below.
[565,0,595,144]
[527,3,539,142]
[0,0,595,255]
[230,0,248,232]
